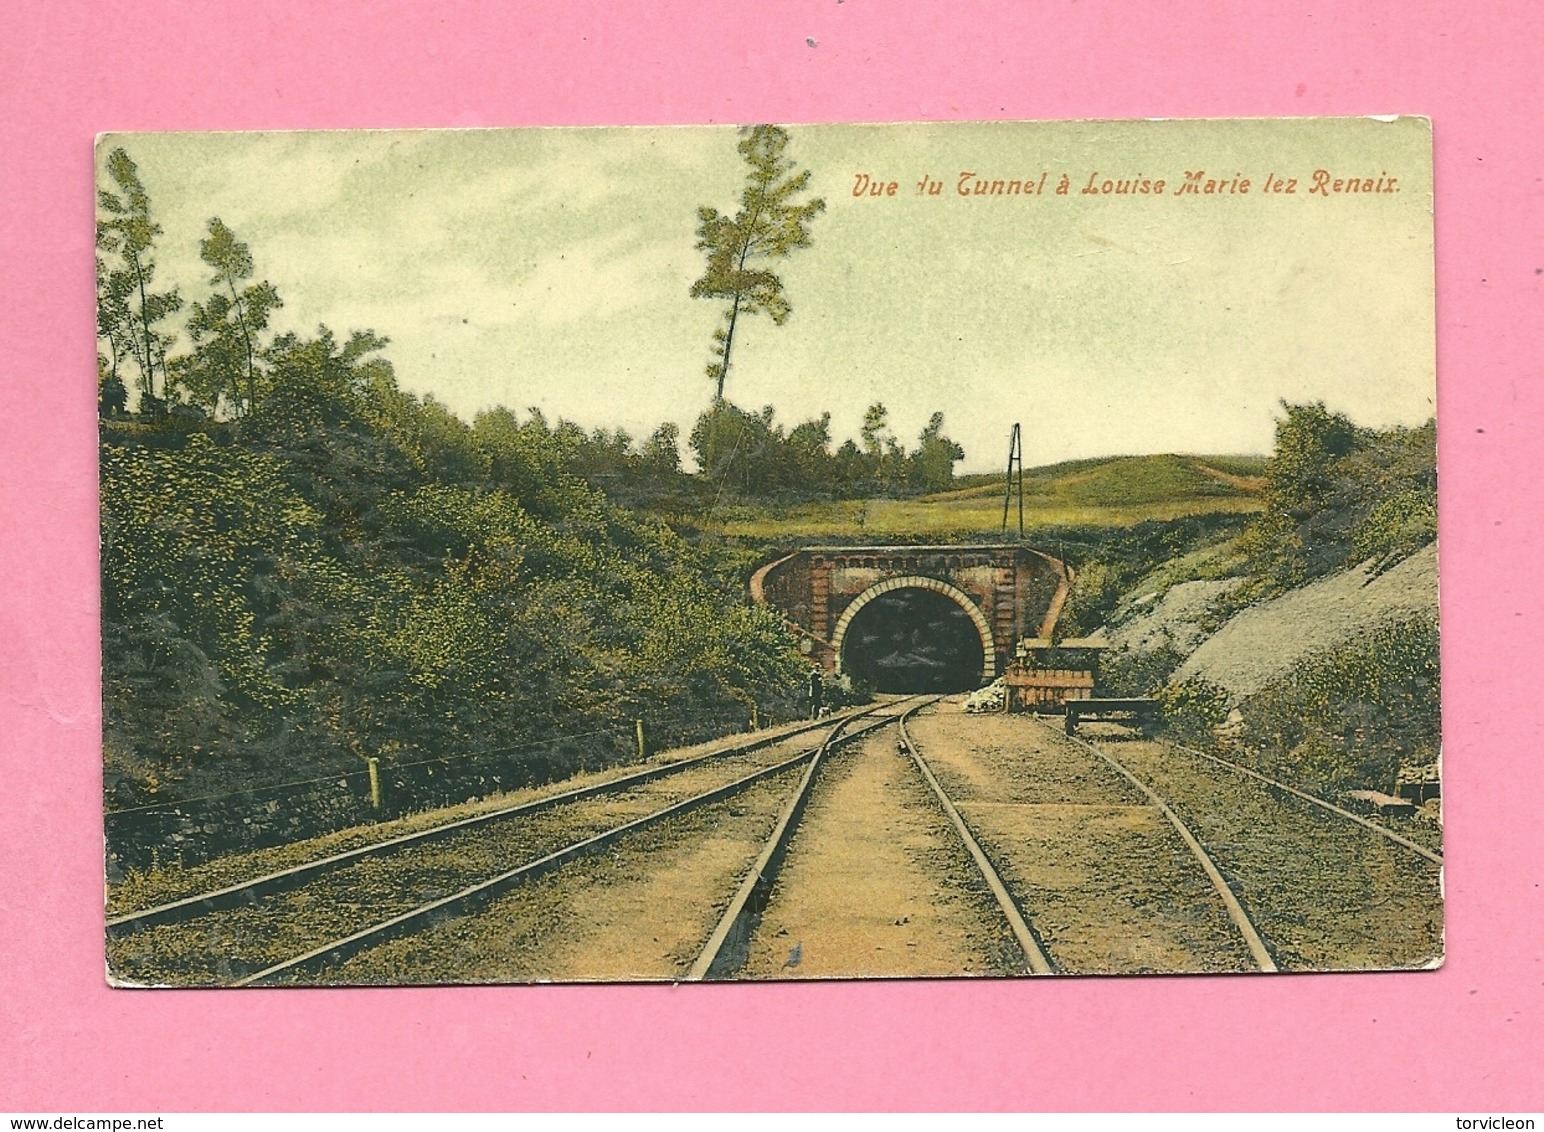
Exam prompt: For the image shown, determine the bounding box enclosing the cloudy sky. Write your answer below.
[100,117,1434,473]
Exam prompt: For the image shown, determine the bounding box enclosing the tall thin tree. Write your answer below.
[690,126,825,402]
[96,147,182,408]
[182,218,283,417]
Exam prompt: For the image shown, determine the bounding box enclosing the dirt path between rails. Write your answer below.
[1106,736,1443,971]
[907,704,1255,974]
[740,720,1023,980]
[315,772,801,984]
[111,731,844,985]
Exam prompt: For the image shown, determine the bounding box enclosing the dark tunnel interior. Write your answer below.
[840,587,986,693]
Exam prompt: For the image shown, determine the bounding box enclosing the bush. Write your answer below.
[1062,560,1125,638]
[1235,614,1438,794]
[1238,403,1435,597]
[1100,644,1186,697]
[825,672,873,709]
[101,398,811,818]
[1354,484,1437,571]
[1157,676,1231,745]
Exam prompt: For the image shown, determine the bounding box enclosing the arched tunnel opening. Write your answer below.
[839,587,987,693]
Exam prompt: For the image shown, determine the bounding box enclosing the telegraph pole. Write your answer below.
[1000,422,1025,539]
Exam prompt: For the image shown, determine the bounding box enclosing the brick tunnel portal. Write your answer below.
[749,544,1072,691]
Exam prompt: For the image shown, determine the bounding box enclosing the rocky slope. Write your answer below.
[1168,543,1438,700]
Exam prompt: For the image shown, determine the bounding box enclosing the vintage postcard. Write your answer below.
[99,118,1439,985]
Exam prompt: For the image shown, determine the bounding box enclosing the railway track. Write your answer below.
[694,697,1272,980]
[690,698,1057,980]
[1040,720,1277,972]
[1058,721,1443,972]
[246,701,923,986]
[888,707,1268,974]
[895,710,1054,974]
[110,697,1437,984]
[106,703,903,986]
[1168,740,1442,867]
[687,697,941,979]
[214,700,1292,984]
[107,704,881,937]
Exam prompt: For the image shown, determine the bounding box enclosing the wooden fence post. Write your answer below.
[635,718,647,761]
[367,757,382,811]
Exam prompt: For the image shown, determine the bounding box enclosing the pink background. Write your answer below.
[2,1,1539,1112]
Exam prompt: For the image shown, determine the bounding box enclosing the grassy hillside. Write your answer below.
[1091,408,1439,800]
[696,454,1265,540]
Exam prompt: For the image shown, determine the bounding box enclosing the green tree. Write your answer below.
[642,422,682,475]
[910,411,966,492]
[1232,401,1436,606]
[96,147,182,409]
[1263,400,1360,517]
[472,407,568,506]
[690,125,825,401]
[859,402,905,490]
[860,402,889,456]
[257,326,392,432]
[96,253,134,397]
[786,412,834,493]
[832,438,868,495]
[689,400,788,493]
[178,218,283,417]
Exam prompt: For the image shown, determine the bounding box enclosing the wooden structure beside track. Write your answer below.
[1005,666,1094,711]
[1063,698,1162,735]
[1001,636,1106,712]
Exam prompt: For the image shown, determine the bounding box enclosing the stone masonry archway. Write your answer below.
[750,543,1069,677]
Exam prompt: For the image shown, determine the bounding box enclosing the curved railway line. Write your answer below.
[897,710,1055,975]
[687,697,1051,980]
[250,701,927,986]
[1045,721,1278,972]
[1057,720,1443,972]
[690,700,1307,979]
[891,709,1277,975]
[106,697,1442,985]
[108,706,887,936]
[107,703,903,985]
[1168,741,1443,866]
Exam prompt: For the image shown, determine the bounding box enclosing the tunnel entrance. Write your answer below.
[838,586,987,693]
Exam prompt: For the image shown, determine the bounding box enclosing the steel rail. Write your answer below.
[1167,742,1443,867]
[1044,720,1279,973]
[897,711,1055,975]
[686,698,933,981]
[109,704,883,939]
[233,735,852,987]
